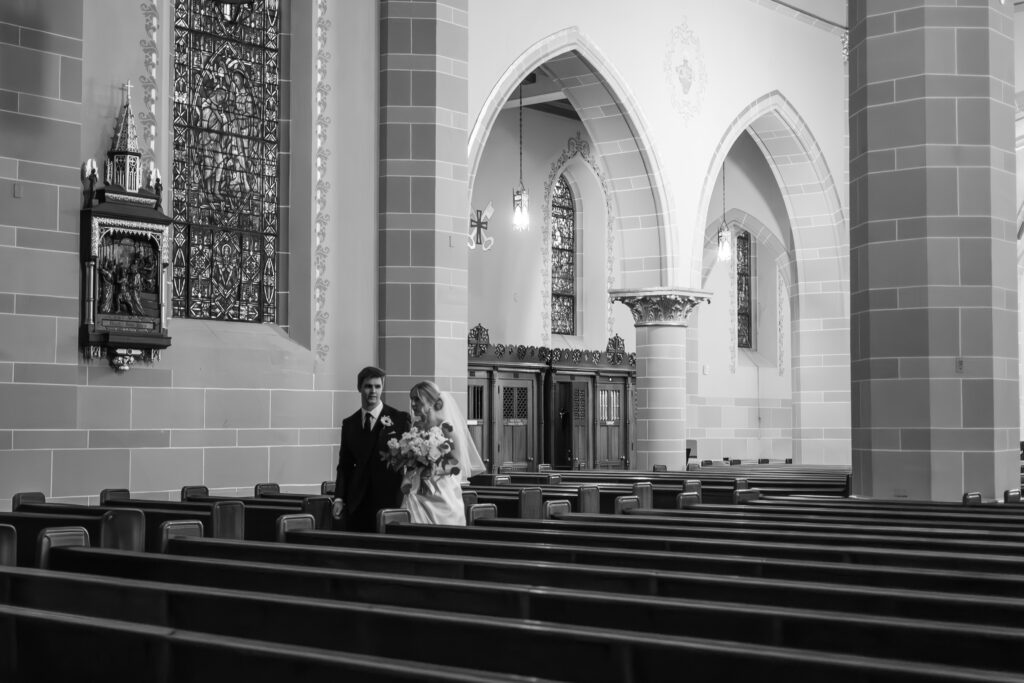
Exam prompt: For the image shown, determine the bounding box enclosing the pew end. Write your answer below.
[210,500,246,540]
[461,490,479,516]
[467,503,497,526]
[519,487,544,519]
[320,480,335,496]
[255,482,281,497]
[676,491,701,508]
[377,508,411,533]
[100,508,145,552]
[543,499,571,519]
[630,482,653,509]
[158,519,204,552]
[11,491,45,511]
[493,475,511,486]
[537,464,552,473]
[1004,488,1022,504]
[686,462,701,471]
[578,485,600,514]
[299,495,333,530]
[733,488,762,504]
[275,513,314,542]
[99,488,131,505]
[181,485,209,501]
[962,491,983,505]
[36,526,90,569]
[0,524,15,567]
[614,495,639,514]
[652,464,668,472]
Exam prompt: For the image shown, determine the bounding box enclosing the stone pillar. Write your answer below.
[611,288,711,471]
[848,1,1019,500]
[378,0,469,401]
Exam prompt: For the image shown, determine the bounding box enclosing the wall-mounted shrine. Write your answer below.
[80,84,171,372]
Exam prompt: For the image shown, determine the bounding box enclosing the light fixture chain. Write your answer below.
[518,82,524,183]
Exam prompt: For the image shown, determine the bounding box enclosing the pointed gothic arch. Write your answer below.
[468,27,671,290]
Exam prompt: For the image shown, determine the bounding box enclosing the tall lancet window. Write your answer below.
[551,175,576,336]
[171,0,280,323]
[736,229,752,349]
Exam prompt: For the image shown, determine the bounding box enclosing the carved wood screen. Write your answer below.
[171,0,280,322]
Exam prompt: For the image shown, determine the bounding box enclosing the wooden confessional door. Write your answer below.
[595,383,625,469]
[554,380,590,469]
[495,379,534,472]
[466,379,489,471]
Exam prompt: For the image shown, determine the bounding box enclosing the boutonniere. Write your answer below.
[379,415,393,428]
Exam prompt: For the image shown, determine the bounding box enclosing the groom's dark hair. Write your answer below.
[357,365,386,388]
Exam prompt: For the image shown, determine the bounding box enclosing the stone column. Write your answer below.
[611,288,711,471]
[848,1,1019,500]
[378,0,469,401]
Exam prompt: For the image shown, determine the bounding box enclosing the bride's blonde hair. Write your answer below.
[409,381,443,411]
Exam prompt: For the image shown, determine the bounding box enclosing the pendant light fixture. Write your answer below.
[512,81,530,231]
[717,161,731,262]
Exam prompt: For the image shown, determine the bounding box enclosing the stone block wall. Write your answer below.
[0,0,342,510]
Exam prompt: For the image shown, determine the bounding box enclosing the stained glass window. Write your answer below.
[551,175,576,335]
[736,229,752,349]
[171,0,280,323]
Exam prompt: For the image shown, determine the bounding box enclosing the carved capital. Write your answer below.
[610,287,711,327]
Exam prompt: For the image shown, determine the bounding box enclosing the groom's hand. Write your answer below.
[332,498,345,519]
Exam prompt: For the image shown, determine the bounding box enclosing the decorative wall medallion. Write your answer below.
[664,20,707,121]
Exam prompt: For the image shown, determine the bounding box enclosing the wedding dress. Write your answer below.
[401,390,487,525]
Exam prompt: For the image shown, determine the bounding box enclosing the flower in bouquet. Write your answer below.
[383,422,460,495]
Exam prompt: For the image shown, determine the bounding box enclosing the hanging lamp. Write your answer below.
[717,161,731,262]
[512,81,530,231]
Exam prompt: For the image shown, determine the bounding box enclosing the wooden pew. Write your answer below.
[385,517,1024,560]
[16,556,1024,676]
[0,510,143,564]
[44,540,1024,630]
[93,496,245,540]
[0,524,14,567]
[178,486,332,535]
[282,524,1024,575]
[161,533,1024,598]
[15,497,239,550]
[0,603,527,682]
[516,511,1024,544]
[627,505,1024,533]
[466,486,543,518]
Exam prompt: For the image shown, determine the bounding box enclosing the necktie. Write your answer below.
[364,412,372,433]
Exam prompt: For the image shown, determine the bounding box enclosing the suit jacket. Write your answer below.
[334,404,411,532]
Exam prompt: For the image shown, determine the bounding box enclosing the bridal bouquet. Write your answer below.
[383,422,460,495]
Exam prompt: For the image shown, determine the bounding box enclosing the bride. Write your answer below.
[400,381,487,525]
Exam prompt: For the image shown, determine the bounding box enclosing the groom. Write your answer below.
[332,366,412,532]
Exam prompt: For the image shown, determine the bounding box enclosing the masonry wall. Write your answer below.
[0,0,357,510]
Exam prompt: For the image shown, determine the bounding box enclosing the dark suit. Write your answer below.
[334,404,411,532]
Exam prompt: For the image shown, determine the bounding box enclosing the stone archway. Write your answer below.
[468,27,671,290]
[696,92,850,464]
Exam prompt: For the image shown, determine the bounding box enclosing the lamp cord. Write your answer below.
[722,161,726,229]
[518,82,524,184]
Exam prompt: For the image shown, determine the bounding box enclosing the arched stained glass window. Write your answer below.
[551,175,576,336]
[171,0,280,323]
[736,229,752,349]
